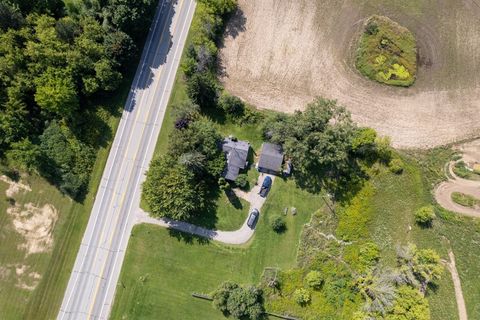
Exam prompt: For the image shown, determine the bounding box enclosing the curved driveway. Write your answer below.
[434,161,480,218]
[136,174,275,244]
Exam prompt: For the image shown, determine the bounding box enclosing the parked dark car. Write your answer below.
[259,176,272,198]
[247,209,260,229]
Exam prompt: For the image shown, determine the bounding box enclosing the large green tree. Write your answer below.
[34,67,78,118]
[143,156,206,220]
[263,98,358,194]
[212,281,264,320]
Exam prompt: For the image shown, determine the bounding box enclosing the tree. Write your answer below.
[396,244,443,294]
[218,93,245,119]
[386,286,430,320]
[0,2,24,32]
[212,281,264,320]
[6,138,41,171]
[186,72,218,108]
[94,59,121,91]
[39,121,95,199]
[143,156,206,220]
[305,270,323,290]
[354,269,396,315]
[104,30,135,65]
[263,98,357,194]
[55,16,80,43]
[34,67,78,118]
[172,101,200,129]
[104,0,157,40]
[293,288,311,306]
[414,206,435,227]
[270,215,286,233]
[168,119,225,178]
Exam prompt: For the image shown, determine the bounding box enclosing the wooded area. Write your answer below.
[0,0,157,199]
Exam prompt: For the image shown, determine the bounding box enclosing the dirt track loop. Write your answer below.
[220,0,480,148]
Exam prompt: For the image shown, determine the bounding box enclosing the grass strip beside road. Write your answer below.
[111,178,323,319]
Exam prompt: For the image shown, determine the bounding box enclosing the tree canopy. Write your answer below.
[212,281,264,320]
[0,0,156,198]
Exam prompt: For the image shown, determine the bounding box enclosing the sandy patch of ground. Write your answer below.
[220,0,480,148]
[14,265,42,291]
[0,175,31,198]
[0,265,12,280]
[7,203,58,255]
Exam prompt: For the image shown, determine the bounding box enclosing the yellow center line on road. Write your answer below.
[58,2,169,317]
[86,0,186,318]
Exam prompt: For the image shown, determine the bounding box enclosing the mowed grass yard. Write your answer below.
[111,177,323,319]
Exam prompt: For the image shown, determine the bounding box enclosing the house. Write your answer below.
[222,137,250,181]
[257,142,284,174]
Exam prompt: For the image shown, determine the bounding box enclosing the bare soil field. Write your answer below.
[220,0,480,148]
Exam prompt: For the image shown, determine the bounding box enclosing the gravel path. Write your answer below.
[434,161,480,218]
[443,250,468,320]
[136,175,275,244]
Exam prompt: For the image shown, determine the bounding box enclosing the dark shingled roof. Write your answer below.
[222,138,250,181]
[258,143,284,173]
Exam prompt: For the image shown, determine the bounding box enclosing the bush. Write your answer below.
[305,271,323,290]
[389,158,404,174]
[219,177,231,192]
[414,206,435,226]
[293,288,311,306]
[270,215,286,233]
[212,281,264,320]
[235,173,248,190]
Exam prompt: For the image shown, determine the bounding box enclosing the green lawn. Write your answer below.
[111,178,323,319]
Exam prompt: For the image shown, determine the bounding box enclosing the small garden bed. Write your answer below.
[355,15,417,87]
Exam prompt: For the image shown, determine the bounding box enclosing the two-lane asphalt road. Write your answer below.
[58,0,196,319]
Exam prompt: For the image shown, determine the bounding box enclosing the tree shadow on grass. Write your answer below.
[226,190,243,210]
[167,229,211,245]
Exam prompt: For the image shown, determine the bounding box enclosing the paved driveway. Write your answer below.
[137,174,276,244]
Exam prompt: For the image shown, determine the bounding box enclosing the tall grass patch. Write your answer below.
[355,15,417,87]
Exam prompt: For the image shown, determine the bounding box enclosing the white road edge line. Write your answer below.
[58,1,168,318]
[96,1,196,319]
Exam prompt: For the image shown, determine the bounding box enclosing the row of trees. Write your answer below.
[0,0,156,199]
[182,0,257,123]
[143,102,225,220]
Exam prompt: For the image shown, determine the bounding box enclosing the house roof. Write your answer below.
[258,143,284,172]
[222,138,250,180]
